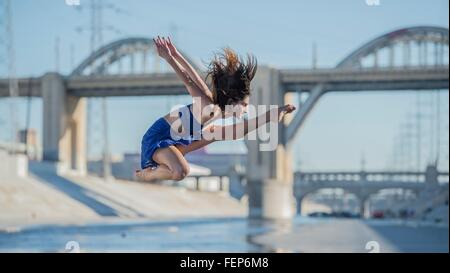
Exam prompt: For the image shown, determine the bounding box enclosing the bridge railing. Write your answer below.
[295,171,449,184]
[280,65,449,75]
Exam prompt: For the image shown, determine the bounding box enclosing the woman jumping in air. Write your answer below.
[135,36,296,182]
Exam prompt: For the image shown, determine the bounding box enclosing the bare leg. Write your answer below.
[175,139,215,156]
[136,145,190,182]
[136,138,215,182]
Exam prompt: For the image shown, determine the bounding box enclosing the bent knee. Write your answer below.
[172,165,190,181]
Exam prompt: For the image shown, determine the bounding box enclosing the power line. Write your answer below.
[71,0,128,179]
[55,36,60,73]
[416,91,422,171]
[0,0,19,152]
[90,0,111,180]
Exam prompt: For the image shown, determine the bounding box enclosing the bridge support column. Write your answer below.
[296,196,306,216]
[359,196,371,218]
[42,73,86,175]
[246,66,296,221]
[359,200,366,218]
[425,164,439,188]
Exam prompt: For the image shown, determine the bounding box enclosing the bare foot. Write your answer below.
[135,168,156,182]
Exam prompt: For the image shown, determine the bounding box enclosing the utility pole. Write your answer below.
[91,0,112,180]
[71,0,125,180]
[360,151,366,172]
[416,92,422,171]
[70,43,75,71]
[169,22,179,44]
[435,90,441,166]
[55,36,60,73]
[0,0,18,153]
[312,41,317,70]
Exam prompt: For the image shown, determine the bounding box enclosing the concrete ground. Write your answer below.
[251,218,449,253]
[0,173,101,228]
[0,216,447,253]
[0,161,246,230]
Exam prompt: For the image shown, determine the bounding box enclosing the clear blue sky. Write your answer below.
[0,0,448,171]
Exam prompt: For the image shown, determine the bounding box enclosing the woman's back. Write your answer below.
[163,104,207,140]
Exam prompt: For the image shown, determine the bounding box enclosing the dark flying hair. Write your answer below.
[206,47,257,112]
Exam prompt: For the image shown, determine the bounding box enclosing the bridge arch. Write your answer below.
[286,26,449,143]
[296,187,364,217]
[365,188,419,218]
[70,37,202,76]
[296,182,427,218]
[337,26,449,69]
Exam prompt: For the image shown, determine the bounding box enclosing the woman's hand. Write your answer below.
[153,36,173,60]
[165,37,180,57]
[278,104,296,121]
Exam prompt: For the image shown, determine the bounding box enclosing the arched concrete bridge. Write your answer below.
[294,166,449,217]
[0,26,448,221]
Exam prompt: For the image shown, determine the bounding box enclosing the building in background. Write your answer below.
[18,128,41,160]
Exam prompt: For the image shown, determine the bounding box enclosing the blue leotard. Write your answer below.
[140,104,203,169]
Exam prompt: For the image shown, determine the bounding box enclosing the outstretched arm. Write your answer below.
[154,36,211,102]
[204,105,297,141]
[166,37,213,100]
